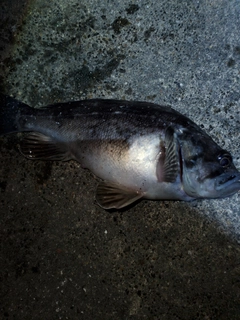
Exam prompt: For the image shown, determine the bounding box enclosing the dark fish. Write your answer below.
[0,93,239,209]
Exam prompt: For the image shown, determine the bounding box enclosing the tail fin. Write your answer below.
[0,93,32,135]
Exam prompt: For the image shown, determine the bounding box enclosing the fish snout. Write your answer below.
[215,172,240,195]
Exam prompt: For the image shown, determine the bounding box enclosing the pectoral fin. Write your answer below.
[157,127,179,183]
[20,132,71,161]
[96,181,144,209]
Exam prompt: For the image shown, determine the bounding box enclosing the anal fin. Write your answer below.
[96,181,144,209]
[20,132,71,161]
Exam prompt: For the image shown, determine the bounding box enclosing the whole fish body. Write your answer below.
[0,93,239,209]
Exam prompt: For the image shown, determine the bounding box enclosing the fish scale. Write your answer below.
[0,93,239,209]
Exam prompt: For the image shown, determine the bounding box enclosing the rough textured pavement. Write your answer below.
[0,0,240,319]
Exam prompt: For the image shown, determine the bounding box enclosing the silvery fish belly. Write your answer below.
[0,93,240,209]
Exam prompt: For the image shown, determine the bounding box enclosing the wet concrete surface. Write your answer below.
[0,0,240,319]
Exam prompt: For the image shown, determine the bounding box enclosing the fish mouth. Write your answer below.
[215,172,240,194]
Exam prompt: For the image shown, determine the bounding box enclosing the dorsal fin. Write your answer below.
[156,127,179,183]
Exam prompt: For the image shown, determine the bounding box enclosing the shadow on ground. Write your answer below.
[0,137,240,319]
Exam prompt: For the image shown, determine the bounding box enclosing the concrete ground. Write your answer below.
[0,0,240,319]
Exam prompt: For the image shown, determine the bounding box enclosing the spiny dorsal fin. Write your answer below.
[20,132,71,161]
[96,181,144,209]
[157,127,179,183]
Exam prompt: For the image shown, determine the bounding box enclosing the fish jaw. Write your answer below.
[196,172,240,199]
[182,162,240,199]
[214,172,240,197]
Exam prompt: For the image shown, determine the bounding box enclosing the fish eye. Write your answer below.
[218,153,232,168]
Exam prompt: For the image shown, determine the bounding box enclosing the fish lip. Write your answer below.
[215,172,240,191]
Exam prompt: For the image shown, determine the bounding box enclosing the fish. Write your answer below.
[0,93,240,209]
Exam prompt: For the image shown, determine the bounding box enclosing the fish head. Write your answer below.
[179,131,240,199]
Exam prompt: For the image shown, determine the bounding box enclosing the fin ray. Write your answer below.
[20,132,71,161]
[96,181,143,209]
[157,127,179,183]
